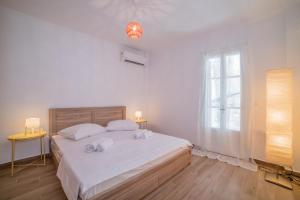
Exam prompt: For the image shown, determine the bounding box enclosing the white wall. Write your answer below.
[147,7,300,171]
[286,6,300,172]
[0,6,147,164]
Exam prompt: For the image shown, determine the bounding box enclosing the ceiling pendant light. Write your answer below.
[126,21,143,39]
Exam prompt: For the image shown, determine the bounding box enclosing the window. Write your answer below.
[206,51,241,131]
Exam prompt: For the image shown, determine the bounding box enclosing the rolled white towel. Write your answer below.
[96,138,114,152]
[134,130,153,139]
[85,143,97,153]
[142,130,153,139]
[134,132,144,139]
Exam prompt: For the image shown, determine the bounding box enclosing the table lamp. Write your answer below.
[135,111,143,121]
[25,117,40,135]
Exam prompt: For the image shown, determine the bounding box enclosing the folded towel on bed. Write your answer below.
[84,143,97,153]
[84,138,114,153]
[96,138,114,152]
[134,130,153,139]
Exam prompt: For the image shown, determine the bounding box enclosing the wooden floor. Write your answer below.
[0,156,299,200]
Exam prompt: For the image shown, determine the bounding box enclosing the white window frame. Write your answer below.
[206,50,241,131]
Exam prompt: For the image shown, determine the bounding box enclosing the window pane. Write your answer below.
[226,93,240,108]
[206,52,241,131]
[211,79,220,107]
[211,108,220,128]
[226,77,240,96]
[225,53,240,76]
[226,109,240,131]
[208,57,221,78]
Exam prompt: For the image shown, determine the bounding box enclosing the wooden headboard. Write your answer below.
[49,106,126,136]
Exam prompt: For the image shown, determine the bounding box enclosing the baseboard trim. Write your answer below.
[0,154,51,169]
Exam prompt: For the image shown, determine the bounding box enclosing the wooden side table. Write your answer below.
[7,130,47,176]
[136,120,147,129]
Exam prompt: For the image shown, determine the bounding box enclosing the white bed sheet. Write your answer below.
[53,131,191,200]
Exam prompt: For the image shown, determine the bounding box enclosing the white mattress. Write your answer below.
[52,131,191,200]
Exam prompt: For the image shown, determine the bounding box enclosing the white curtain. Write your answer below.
[197,47,253,161]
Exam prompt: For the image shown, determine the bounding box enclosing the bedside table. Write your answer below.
[7,130,47,176]
[136,120,147,129]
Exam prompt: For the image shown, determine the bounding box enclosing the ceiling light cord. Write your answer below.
[132,0,138,21]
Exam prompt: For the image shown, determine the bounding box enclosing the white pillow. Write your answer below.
[107,120,139,131]
[58,123,106,140]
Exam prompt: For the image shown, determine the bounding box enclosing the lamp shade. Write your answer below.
[135,111,142,121]
[25,117,40,129]
[266,69,293,166]
[126,22,143,39]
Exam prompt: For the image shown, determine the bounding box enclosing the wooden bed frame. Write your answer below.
[49,106,192,200]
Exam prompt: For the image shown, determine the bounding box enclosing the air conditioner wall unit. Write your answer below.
[121,48,148,66]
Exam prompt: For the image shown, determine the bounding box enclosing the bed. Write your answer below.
[49,106,192,200]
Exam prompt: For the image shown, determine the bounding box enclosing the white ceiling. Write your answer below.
[1,0,299,50]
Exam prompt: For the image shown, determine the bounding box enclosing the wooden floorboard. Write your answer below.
[0,156,299,200]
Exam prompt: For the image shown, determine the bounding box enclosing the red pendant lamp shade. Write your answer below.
[126,22,143,39]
